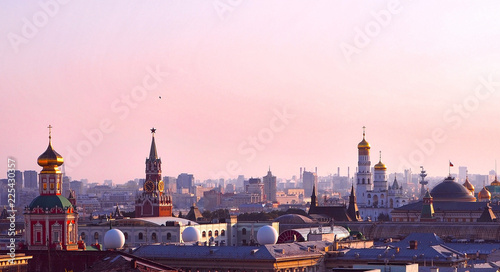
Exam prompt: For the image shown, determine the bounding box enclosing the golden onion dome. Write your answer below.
[358,138,370,149]
[491,176,500,186]
[374,160,387,170]
[462,177,474,192]
[478,187,491,200]
[37,127,64,174]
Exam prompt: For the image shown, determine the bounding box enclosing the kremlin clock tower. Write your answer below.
[135,128,173,217]
[24,126,79,250]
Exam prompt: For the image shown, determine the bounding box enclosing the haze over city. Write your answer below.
[2,1,500,183]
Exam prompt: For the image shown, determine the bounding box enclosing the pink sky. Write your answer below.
[1,1,500,183]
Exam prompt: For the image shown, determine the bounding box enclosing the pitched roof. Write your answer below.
[132,241,328,261]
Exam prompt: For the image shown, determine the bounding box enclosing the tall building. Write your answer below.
[24,126,79,250]
[24,170,37,189]
[246,178,264,202]
[62,175,70,196]
[163,176,177,193]
[70,180,83,195]
[263,168,277,202]
[177,173,194,194]
[302,170,317,199]
[135,128,173,217]
[459,166,467,182]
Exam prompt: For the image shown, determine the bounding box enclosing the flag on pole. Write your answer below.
[449,161,454,167]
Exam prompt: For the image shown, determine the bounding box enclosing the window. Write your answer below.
[81,232,86,242]
[202,231,206,238]
[35,223,43,244]
[208,231,212,237]
[139,232,143,240]
[152,233,157,242]
[43,183,47,190]
[167,233,171,240]
[94,232,99,240]
[124,232,128,240]
[242,228,247,235]
[221,230,225,236]
[50,183,54,190]
[214,230,219,237]
[68,223,74,243]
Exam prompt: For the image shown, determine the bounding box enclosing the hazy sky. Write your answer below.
[2,1,500,184]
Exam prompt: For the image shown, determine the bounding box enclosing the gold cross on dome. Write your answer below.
[48,125,52,140]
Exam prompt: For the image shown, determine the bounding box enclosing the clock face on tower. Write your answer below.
[144,180,154,193]
[158,181,164,192]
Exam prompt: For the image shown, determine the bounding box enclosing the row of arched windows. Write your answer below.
[201,229,225,238]
[85,231,167,242]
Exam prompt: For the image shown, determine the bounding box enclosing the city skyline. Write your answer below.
[2,1,500,183]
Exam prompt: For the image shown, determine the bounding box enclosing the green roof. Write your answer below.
[28,195,73,210]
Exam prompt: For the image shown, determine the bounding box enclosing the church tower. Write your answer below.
[24,126,79,250]
[135,128,173,217]
[373,151,388,192]
[356,127,372,206]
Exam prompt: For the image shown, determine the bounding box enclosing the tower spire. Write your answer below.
[149,127,158,160]
[362,126,366,139]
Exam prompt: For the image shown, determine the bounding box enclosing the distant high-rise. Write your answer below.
[245,178,264,203]
[62,175,70,196]
[70,180,83,195]
[163,176,177,193]
[459,166,467,182]
[24,170,37,189]
[177,173,194,194]
[303,170,317,198]
[263,168,277,202]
